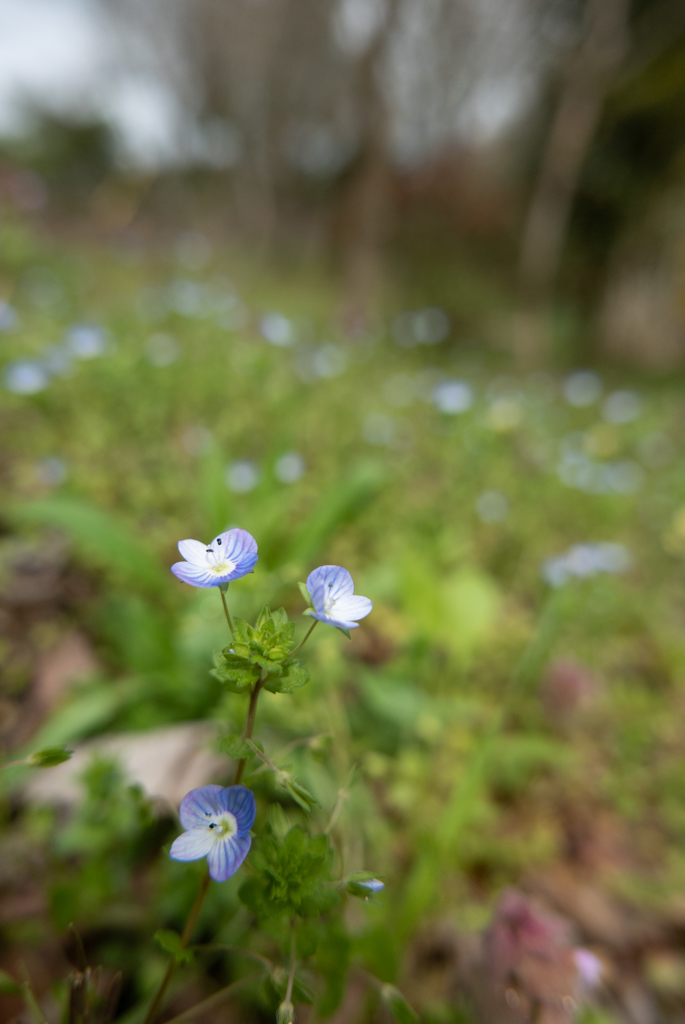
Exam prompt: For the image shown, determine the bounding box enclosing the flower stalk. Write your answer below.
[142,869,211,1024]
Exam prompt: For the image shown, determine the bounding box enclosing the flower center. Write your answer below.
[323,583,337,614]
[207,811,238,838]
[205,548,236,575]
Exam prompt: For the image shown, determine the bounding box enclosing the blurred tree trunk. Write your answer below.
[515,0,630,361]
[339,1,398,334]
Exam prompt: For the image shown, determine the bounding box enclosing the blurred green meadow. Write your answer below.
[3,212,685,1022]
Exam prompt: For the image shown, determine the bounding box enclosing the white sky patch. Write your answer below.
[0,0,104,132]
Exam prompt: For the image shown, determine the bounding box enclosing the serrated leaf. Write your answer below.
[219,734,254,760]
[27,745,73,767]
[232,618,254,644]
[239,826,335,920]
[272,607,289,628]
[263,660,310,694]
[211,651,260,693]
[256,604,272,630]
[381,985,418,1024]
[253,655,284,674]
[154,930,194,964]
[298,582,313,607]
[0,970,23,996]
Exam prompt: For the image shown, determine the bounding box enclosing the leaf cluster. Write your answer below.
[239,826,339,920]
[211,606,310,695]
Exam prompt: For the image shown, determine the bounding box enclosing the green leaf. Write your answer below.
[272,607,289,628]
[335,626,352,640]
[381,984,419,1024]
[285,778,320,813]
[298,582,313,607]
[239,826,335,921]
[219,734,254,760]
[263,660,310,694]
[154,929,194,964]
[0,970,23,996]
[211,650,260,693]
[256,605,273,630]
[27,746,73,768]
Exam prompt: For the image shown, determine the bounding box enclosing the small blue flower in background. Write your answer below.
[4,361,50,395]
[171,528,258,587]
[65,323,108,360]
[170,784,256,882]
[542,542,631,588]
[356,878,384,893]
[305,565,372,630]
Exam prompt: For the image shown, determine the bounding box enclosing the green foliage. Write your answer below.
[219,734,255,760]
[211,650,261,693]
[263,660,310,695]
[212,607,310,694]
[11,497,167,594]
[239,826,338,920]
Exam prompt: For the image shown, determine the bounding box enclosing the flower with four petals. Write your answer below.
[170,784,256,882]
[171,528,258,588]
[305,565,372,630]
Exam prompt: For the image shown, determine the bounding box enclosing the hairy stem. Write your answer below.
[142,870,211,1024]
[234,676,263,784]
[219,588,234,636]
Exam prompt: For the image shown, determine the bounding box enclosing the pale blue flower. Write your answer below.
[305,565,372,630]
[4,361,50,395]
[170,784,256,882]
[356,878,384,893]
[542,542,631,587]
[171,528,258,587]
[65,323,108,359]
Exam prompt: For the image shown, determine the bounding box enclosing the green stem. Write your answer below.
[234,676,263,785]
[289,618,318,657]
[142,870,211,1024]
[285,925,297,1005]
[219,588,234,636]
[245,739,281,775]
[161,976,257,1024]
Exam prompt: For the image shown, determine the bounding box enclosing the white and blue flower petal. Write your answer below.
[169,827,215,861]
[171,528,258,588]
[307,565,353,602]
[207,833,252,882]
[306,564,372,630]
[217,784,257,834]
[171,785,256,883]
[179,784,226,829]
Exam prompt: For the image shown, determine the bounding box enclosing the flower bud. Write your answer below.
[277,999,295,1023]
